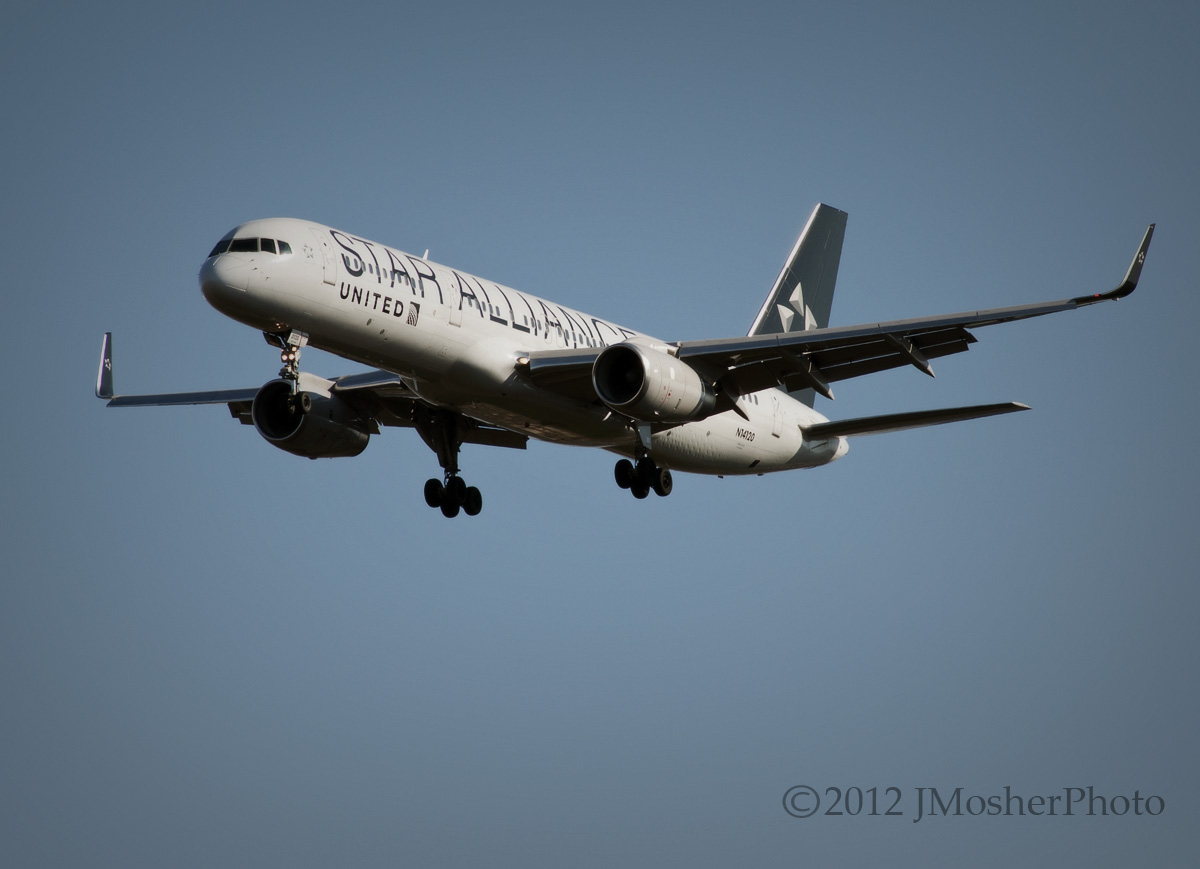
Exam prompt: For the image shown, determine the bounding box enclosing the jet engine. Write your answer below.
[592,342,716,423]
[251,379,369,458]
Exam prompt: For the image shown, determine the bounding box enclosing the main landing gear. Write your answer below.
[423,475,482,518]
[614,456,673,499]
[414,407,483,518]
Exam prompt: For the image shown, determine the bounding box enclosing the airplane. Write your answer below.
[96,205,1154,517]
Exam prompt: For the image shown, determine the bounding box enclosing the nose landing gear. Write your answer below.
[264,329,308,385]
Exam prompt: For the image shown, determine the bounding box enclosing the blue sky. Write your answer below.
[2,2,1197,866]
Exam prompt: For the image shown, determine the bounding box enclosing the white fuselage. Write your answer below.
[199,218,848,476]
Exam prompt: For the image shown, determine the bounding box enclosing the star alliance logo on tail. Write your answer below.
[775,281,816,332]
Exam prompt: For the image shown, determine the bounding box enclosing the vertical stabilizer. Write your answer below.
[747,204,847,405]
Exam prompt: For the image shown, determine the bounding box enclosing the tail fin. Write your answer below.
[748,204,847,406]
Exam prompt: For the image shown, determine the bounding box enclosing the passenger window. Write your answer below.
[279,241,291,254]
[229,238,258,253]
[261,238,277,254]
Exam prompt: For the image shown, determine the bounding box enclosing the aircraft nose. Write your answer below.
[199,253,250,302]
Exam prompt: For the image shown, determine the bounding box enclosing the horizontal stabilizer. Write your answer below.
[802,401,1029,439]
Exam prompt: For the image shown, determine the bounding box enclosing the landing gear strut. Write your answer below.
[414,407,483,518]
[614,456,672,499]
[265,329,308,387]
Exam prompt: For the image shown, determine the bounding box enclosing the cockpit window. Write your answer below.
[208,236,294,257]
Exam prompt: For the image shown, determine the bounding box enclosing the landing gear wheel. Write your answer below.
[463,486,483,516]
[290,391,312,414]
[425,475,481,517]
[635,457,656,486]
[439,493,461,518]
[424,478,444,508]
[622,454,673,500]
[445,475,467,505]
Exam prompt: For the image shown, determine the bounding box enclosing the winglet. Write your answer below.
[96,333,114,400]
[1072,223,1155,306]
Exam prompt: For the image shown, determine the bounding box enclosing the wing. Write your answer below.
[677,224,1155,400]
[520,346,604,403]
[522,224,1154,403]
[95,334,527,449]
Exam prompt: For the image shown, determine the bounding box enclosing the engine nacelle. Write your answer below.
[251,380,369,459]
[592,343,716,423]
